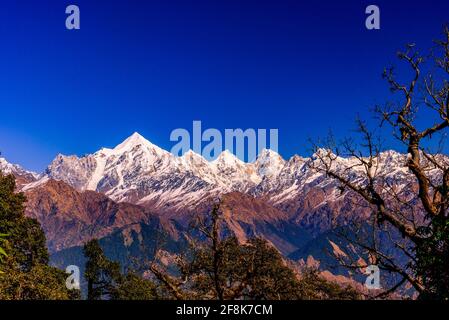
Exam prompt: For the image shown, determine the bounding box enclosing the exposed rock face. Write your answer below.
[208,192,312,256]
[23,180,310,256]
[24,179,156,252]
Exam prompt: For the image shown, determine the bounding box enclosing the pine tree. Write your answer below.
[0,172,78,299]
[83,239,122,300]
[83,239,158,300]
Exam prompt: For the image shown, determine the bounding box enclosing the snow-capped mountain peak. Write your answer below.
[179,150,210,169]
[180,149,203,161]
[113,132,167,155]
[0,157,16,174]
[254,149,286,177]
[0,157,39,185]
[213,149,244,165]
[256,148,281,158]
[114,132,149,150]
[210,150,260,186]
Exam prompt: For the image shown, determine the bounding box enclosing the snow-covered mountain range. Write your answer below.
[15,132,413,213]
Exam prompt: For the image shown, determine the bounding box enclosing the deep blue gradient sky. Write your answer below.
[0,0,448,171]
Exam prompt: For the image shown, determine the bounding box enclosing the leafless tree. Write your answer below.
[309,26,449,299]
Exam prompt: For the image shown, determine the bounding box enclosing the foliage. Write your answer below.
[112,272,158,300]
[0,233,8,274]
[183,235,303,299]
[0,263,80,300]
[83,239,122,300]
[415,217,449,299]
[0,233,7,261]
[149,204,362,300]
[0,172,78,299]
[297,268,361,300]
[83,239,159,300]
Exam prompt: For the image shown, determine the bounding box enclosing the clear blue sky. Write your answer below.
[0,0,448,171]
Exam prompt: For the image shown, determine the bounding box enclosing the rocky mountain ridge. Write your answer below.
[23,133,416,216]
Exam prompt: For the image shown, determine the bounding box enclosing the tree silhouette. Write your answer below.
[310,26,449,299]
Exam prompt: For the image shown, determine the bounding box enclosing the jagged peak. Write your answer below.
[114,132,150,150]
[213,149,244,165]
[55,153,73,159]
[0,157,16,172]
[112,132,169,156]
[181,149,199,157]
[255,148,285,163]
[95,147,113,155]
[379,149,404,158]
[288,154,307,164]
[180,149,207,163]
[311,148,339,160]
